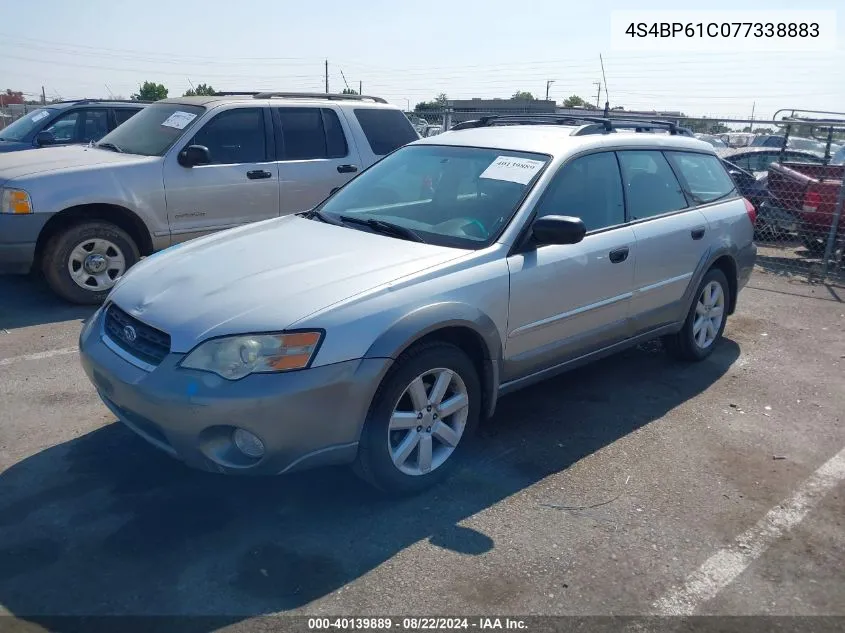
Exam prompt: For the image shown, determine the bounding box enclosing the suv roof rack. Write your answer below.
[51,98,152,105]
[450,114,692,136]
[239,91,387,104]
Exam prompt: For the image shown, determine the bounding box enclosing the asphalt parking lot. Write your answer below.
[0,271,843,627]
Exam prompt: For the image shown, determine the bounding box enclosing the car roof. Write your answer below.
[46,100,148,110]
[158,95,398,109]
[412,125,715,157]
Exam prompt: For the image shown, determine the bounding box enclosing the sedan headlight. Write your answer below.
[180,331,323,380]
[1,188,33,214]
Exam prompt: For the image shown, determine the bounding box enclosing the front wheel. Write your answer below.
[662,268,730,362]
[354,342,481,494]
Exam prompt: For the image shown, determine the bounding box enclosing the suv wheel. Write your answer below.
[663,268,730,362]
[354,342,481,494]
[42,221,140,305]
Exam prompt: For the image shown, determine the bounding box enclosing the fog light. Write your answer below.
[232,428,265,459]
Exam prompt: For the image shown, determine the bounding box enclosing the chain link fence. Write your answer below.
[408,108,845,286]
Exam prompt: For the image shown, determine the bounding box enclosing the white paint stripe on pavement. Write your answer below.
[653,446,845,615]
[0,347,78,367]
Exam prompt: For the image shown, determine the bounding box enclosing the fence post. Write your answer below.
[821,176,845,279]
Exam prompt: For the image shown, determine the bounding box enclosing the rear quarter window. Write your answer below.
[665,151,737,204]
[353,108,418,155]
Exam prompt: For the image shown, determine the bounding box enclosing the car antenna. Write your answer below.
[600,54,611,117]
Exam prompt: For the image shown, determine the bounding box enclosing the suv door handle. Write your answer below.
[337,164,358,174]
[246,170,272,180]
[608,247,629,264]
[691,226,706,240]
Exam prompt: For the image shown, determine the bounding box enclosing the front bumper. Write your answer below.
[0,213,52,274]
[78,309,391,475]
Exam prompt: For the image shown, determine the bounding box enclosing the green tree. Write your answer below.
[132,81,168,101]
[183,83,215,97]
[562,95,587,108]
[511,91,535,100]
[342,88,358,95]
[414,93,449,113]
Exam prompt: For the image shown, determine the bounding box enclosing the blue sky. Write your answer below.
[1,0,843,119]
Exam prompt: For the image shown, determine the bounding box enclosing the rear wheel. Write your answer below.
[663,268,730,362]
[42,221,140,305]
[354,342,481,494]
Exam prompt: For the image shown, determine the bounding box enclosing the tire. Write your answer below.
[354,341,481,495]
[42,221,140,305]
[662,268,730,362]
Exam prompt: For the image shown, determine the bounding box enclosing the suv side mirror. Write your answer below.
[178,144,211,167]
[35,131,56,147]
[531,215,586,246]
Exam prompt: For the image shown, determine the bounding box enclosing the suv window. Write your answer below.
[666,151,736,204]
[535,152,624,231]
[44,111,80,142]
[81,109,109,143]
[353,108,418,155]
[617,150,688,220]
[192,108,266,164]
[114,108,142,126]
[275,107,348,160]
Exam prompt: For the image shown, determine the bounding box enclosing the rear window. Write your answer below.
[665,151,736,204]
[353,108,418,155]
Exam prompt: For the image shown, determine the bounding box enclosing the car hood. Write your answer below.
[0,145,150,181]
[0,140,33,154]
[108,215,469,352]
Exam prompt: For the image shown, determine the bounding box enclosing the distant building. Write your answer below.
[448,98,556,123]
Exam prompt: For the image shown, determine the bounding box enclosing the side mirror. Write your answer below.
[35,131,56,147]
[178,144,211,167]
[531,215,586,246]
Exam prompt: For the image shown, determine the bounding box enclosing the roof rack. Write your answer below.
[51,98,152,105]
[248,91,387,104]
[450,114,691,136]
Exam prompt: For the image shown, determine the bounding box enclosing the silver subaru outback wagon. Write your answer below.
[79,119,757,493]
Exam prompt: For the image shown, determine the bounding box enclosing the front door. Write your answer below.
[164,106,279,241]
[505,151,636,381]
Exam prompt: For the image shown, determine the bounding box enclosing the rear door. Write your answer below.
[621,150,711,335]
[272,106,361,215]
[164,106,279,239]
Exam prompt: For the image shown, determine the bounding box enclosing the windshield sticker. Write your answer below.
[480,156,545,185]
[160,111,197,130]
[31,111,50,122]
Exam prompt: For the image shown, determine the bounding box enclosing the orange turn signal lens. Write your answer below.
[2,189,33,214]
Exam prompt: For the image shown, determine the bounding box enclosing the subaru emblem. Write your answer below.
[122,325,137,343]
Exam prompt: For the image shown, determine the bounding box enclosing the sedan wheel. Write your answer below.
[662,267,730,362]
[692,280,725,349]
[388,368,470,476]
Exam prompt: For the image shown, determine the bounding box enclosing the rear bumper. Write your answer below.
[737,241,757,291]
[0,213,51,274]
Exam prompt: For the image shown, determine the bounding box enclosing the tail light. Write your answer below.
[803,190,821,213]
[743,198,757,225]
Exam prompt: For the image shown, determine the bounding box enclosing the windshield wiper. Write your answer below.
[339,215,425,243]
[96,142,124,153]
[298,209,343,225]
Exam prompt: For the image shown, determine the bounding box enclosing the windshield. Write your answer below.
[95,103,204,156]
[0,108,55,142]
[318,144,549,249]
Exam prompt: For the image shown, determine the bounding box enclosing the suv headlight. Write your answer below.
[180,331,323,380]
[1,188,33,214]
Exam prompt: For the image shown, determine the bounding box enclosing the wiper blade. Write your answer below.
[339,215,425,243]
[298,209,340,224]
[96,142,123,153]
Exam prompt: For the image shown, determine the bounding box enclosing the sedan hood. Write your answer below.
[0,145,149,181]
[109,215,468,352]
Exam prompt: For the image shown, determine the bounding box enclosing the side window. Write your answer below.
[617,151,688,220]
[322,109,348,158]
[43,111,80,142]
[276,107,327,160]
[192,108,266,165]
[535,152,624,231]
[665,151,736,204]
[353,108,418,155]
[81,109,109,143]
[729,155,752,171]
[114,108,142,126]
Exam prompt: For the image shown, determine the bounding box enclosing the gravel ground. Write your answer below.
[0,271,842,629]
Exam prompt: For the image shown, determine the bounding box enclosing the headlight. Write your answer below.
[180,331,323,380]
[1,188,33,214]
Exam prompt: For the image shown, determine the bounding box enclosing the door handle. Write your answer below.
[608,247,629,264]
[246,170,272,180]
[691,226,706,240]
[337,164,358,174]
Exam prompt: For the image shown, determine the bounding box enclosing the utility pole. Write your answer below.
[41,86,46,105]
[594,81,602,108]
[325,60,329,93]
[749,101,756,133]
[359,80,362,95]
[600,54,610,116]
[545,79,555,101]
